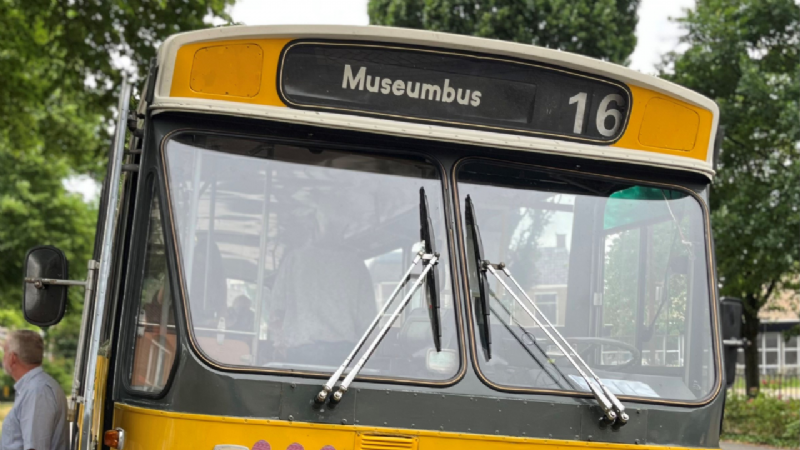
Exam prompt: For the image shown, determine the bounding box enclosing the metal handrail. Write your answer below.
[78,78,131,450]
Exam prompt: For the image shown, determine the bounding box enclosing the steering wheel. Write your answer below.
[565,337,641,369]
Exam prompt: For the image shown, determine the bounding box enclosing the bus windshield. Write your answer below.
[458,160,717,402]
[164,132,459,382]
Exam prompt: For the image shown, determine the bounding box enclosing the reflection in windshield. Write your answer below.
[164,133,458,381]
[459,161,715,401]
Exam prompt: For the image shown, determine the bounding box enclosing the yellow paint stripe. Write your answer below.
[170,38,289,107]
[113,403,715,450]
[613,85,713,161]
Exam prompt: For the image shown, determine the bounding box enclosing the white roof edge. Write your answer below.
[150,99,715,180]
[156,25,718,111]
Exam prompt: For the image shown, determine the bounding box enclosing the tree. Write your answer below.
[0,0,235,390]
[662,0,800,395]
[368,0,641,65]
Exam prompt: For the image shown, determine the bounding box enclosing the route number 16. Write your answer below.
[568,93,625,137]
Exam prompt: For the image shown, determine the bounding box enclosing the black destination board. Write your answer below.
[278,41,631,143]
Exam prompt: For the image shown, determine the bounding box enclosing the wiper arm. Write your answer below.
[485,262,629,426]
[465,197,628,426]
[314,249,424,404]
[315,187,441,404]
[329,250,438,403]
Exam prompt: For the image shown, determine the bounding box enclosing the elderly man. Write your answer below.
[1,330,68,450]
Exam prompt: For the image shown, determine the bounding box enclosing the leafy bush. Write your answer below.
[723,392,800,448]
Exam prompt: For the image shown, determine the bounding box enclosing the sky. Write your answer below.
[66,0,696,201]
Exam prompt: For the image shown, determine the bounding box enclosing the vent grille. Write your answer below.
[356,434,418,450]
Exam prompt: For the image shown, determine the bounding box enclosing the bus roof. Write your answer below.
[152,25,720,179]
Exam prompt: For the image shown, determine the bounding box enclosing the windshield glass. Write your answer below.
[164,133,459,381]
[459,160,716,401]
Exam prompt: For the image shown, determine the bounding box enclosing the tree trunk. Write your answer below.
[742,309,760,397]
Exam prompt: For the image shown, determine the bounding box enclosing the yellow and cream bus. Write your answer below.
[20,25,744,450]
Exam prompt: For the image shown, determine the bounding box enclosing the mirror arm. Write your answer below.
[25,278,88,289]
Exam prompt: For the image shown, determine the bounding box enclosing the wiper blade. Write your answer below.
[465,196,491,360]
[466,198,628,427]
[315,187,441,404]
[420,187,442,351]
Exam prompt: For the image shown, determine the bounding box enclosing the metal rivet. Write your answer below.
[635,440,640,445]
[440,426,444,430]
[288,415,294,421]
[355,420,360,424]
[341,419,347,425]
[588,436,593,441]
[320,409,325,413]
[384,422,388,425]
[291,383,296,388]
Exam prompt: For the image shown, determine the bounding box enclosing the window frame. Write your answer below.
[119,172,182,399]
[158,128,468,387]
[452,156,723,407]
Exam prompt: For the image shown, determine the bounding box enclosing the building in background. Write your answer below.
[737,290,799,375]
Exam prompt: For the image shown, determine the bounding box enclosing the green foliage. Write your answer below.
[368,0,640,64]
[722,393,800,448]
[663,0,800,392]
[0,0,234,385]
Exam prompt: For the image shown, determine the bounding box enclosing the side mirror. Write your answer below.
[22,246,69,327]
[720,297,743,388]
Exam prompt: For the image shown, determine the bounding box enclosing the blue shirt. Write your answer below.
[1,367,68,450]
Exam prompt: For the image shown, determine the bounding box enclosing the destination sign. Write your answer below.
[278,42,631,143]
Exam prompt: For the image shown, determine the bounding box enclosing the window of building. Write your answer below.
[762,332,781,374]
[533,293,558,325]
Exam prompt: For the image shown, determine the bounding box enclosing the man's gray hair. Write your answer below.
[8,330,44,365]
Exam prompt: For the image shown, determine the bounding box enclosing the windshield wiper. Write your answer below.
[315,187,441,404]
[465,196,629,427]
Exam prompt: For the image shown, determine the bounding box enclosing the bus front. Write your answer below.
[85,25,736,450]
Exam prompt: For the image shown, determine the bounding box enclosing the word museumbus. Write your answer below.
[21,25,744,450]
